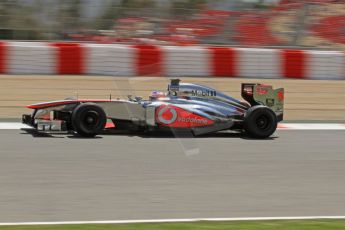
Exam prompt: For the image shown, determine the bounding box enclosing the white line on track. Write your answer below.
[1,216,345,226]
[278,123,345,130]
[1,123,345,130]
[0,122,30,129]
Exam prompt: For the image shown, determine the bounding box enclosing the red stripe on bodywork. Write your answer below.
[209,47,237,77]
[0,42,7,73]
[134,45,163,76]
[27,99,111,109]
[105,121,115,129]
[282,50,307,79]
[52,43,85,74]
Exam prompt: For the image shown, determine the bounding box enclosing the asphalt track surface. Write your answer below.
[0,129,345,222]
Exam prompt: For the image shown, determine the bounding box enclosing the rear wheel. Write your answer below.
[72,103,106,137]
[244,106,277,138]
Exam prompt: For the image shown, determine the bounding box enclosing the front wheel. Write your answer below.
[72,103,107,137]
[244,106,277,138]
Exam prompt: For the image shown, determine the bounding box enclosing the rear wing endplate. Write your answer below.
[242,83,284,121]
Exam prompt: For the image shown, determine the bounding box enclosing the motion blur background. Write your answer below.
[1,0,345,49]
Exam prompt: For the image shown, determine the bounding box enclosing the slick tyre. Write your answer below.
[72,103,106,137]
[244,106,277,139]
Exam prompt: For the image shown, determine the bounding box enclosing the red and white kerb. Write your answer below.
[0,42,344,79]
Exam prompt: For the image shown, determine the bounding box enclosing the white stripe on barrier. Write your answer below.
[0,123,345,130]
[162,46,211,76]
[7,44,56,74]
[307,50,345,80]
[85,44,135,76]
[237,48,281,78]
[0,216,345,226]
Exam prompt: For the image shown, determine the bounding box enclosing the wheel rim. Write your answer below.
[83,111,99,128]
[256,115,270,131]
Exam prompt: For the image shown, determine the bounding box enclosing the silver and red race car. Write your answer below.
[22,79,284,138]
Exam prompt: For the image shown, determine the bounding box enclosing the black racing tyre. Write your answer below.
[71,103,106,137]
[244,105,277,138]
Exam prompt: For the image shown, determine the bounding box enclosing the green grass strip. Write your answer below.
[1,220,345,230]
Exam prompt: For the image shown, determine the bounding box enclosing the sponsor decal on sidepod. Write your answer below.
[156,105,214,128]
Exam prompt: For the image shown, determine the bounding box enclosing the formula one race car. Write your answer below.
[22,79,284,138]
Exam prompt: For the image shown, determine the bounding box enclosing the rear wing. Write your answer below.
[242,83,284,121]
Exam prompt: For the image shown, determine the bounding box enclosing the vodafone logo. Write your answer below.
[156,105,215,127]
[157,106,177,125]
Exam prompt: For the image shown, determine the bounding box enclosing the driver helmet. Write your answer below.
[150,91,166,100]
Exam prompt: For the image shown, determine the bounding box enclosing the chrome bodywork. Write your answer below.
[23,79,284,135]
